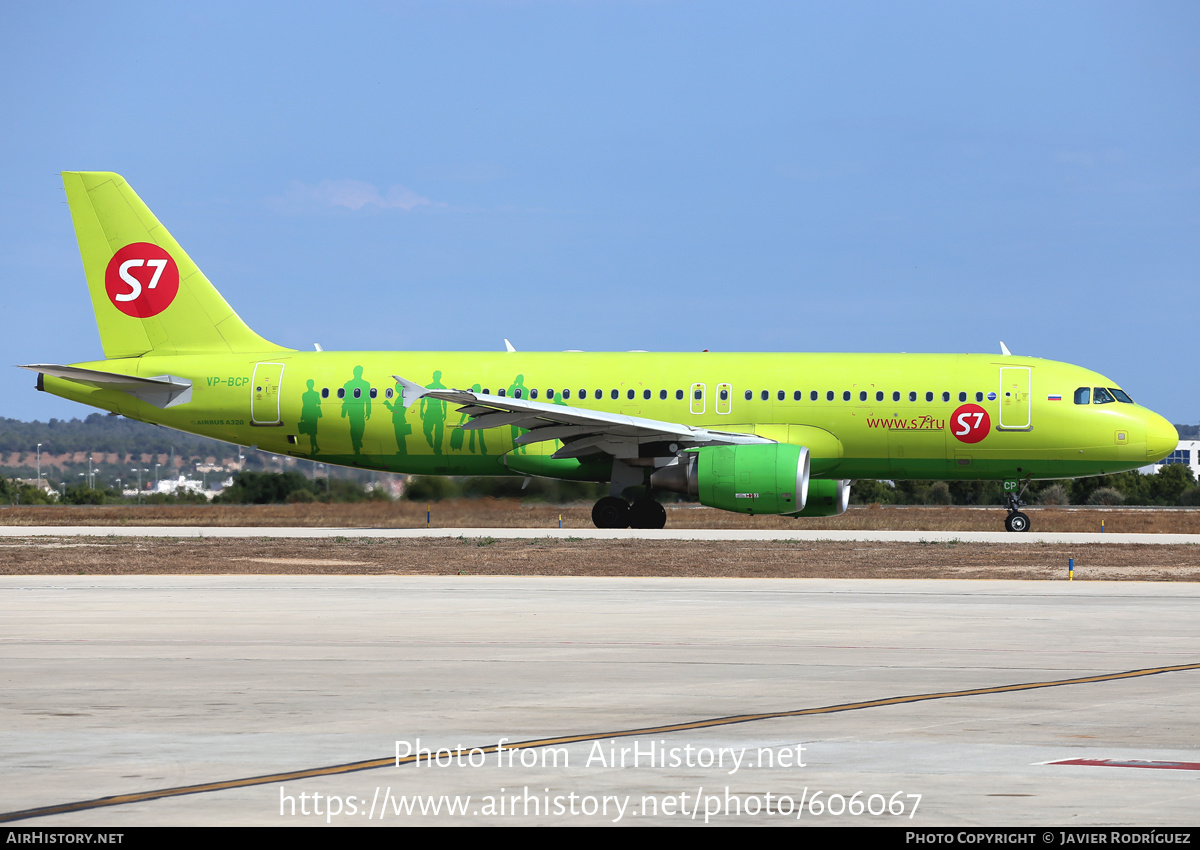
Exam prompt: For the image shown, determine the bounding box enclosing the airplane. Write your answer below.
[21,172,1179,531]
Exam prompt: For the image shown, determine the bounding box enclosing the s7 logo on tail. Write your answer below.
[104,242,179,317]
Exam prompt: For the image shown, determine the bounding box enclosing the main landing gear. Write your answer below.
[591,495,666,529]
[1003,477,1033,533]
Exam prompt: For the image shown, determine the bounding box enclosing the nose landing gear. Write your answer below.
[1004,476,1033,532]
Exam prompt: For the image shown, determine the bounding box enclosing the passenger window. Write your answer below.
[595,389,602,400]
[321,388,329,399]
[337,388,345,399]
[659,389,666,400]
[385,388,393,399]
[675,390,684,400]
[859,391,867,401]
[717,388,727,401]
[1074,387,1090,405]
[958,392,966,402]
[1093,387,1116,404]
[842,391,851,401]
[745,390,753,401]
[875,391,883,401]
[353,388,361,399]
[941,391,949,402]
[761,390,769,401]
[562,389,570,400]
[777,390,785,401]
[908,391,917,402]
[547,388,554,399]
[794,391,802,401]
[627,389,634,400]
[810,391,818,401]
[892,391,900,402]
[975,392,984,402]
[530,389,537,399]
[514,389,523,399]
[694,389,702,400]
[644,389,651,400]
[925,391,933,402]
[611,389,619,400]
[826,391,834,401]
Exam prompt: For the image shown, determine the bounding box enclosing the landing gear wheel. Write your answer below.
[629,499,667,529]
[592,496,631,529]
[1005,511,1031,533]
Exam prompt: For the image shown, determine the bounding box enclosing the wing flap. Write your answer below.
[394,374,772,459]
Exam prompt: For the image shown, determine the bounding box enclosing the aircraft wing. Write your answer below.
[394,376,771,460]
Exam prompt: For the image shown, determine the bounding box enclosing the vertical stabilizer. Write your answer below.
[62,171,288,358]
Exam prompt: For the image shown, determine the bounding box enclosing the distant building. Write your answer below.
[1141,440,1200,479]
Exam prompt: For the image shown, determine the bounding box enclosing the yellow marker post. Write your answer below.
[426,503,431,526]
[558,514,562,529]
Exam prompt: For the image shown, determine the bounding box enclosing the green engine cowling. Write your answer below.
[650,444,811,515]
[785,478,851,517]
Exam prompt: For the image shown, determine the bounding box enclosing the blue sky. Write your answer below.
[2,1,1197,423]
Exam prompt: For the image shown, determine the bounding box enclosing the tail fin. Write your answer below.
[62,171,289,358]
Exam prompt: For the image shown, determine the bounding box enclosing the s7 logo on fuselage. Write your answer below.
[950,403,990,443]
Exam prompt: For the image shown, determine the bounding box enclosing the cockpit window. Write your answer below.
[1093,387,1116,404]
[1074,387,1090,405]
[1109,388,1134,404]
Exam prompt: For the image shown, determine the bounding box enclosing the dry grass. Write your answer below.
[1,501,1198,534]
[1,536,1198,581]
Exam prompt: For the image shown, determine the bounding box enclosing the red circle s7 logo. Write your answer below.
[950,403,991,443]
[104,242,180,318]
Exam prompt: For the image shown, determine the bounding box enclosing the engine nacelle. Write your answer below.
[785,478,851,517]
[650,444,810,515]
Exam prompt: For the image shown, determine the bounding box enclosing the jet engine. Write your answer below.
[785,478,851,517]
[650,444,810,515]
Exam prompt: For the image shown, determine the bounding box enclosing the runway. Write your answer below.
[2,525,1198,544]
[3,576,1199,825]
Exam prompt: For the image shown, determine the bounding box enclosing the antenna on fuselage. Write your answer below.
[999,341,1012,356]
[504,339,516,352]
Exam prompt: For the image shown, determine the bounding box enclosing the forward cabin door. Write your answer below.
[998,366,1031,430]
[251,362,285,425]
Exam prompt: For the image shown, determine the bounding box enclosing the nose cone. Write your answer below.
[1145,411,1178,462]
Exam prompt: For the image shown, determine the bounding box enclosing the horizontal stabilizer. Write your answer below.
[20,364,192,409]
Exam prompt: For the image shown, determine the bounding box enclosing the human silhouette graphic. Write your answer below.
[421,370,448,455]
[341,365,372,459]
[383,382,412,456]
[507,374,528,454]
[456,383,487,454]
[298,378,323,454]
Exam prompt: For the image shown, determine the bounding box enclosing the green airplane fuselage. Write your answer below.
[44,349,1177,484]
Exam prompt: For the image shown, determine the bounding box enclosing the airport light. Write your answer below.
[36,443,42,489]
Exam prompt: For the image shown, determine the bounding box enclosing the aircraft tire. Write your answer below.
[592,496,631,529]
[1006,512,1031,533]
[629,499,667,529]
